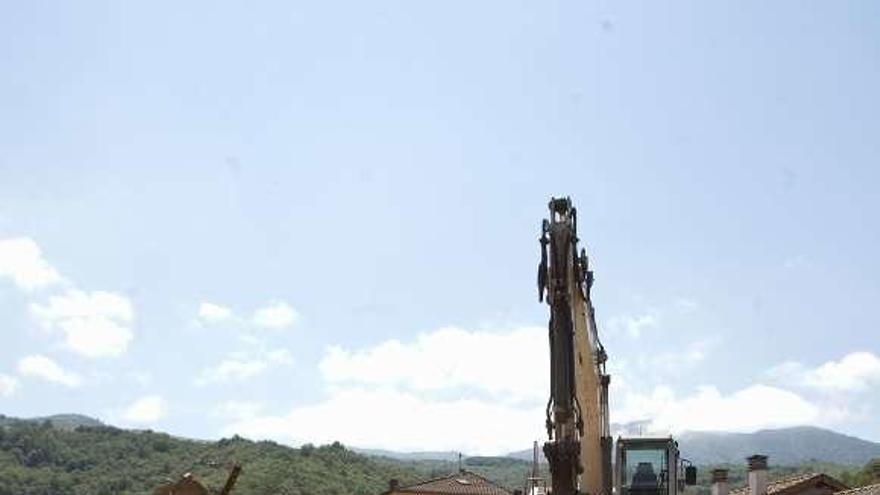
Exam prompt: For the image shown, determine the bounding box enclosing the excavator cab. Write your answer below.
[614,438,695,495]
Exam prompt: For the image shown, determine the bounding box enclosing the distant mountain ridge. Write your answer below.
[677,427,880,466]
[4,414,878,468]
[0,413,103,430]
[352,448,463,462]
[506,426,880,467]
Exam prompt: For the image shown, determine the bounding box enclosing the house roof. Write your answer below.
[391,470,512,495]
[834,483,880,495]
[728,473,849,495]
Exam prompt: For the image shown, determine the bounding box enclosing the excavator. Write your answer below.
[537,198,696,495]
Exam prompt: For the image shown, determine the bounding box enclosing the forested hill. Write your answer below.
[0,417,426,495]
[0,414,102,430]
[0,416,532,495]
[677,427,880,466]
[3,415,878,495]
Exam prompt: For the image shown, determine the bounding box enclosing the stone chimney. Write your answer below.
[711,469,730,495]
[747,455,768,495]
[389,479,400,492]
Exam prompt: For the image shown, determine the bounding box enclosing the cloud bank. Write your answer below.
[223,325,879,454]
[1,236,136,359]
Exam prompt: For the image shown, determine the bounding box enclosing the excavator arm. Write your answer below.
[538,198,612,495]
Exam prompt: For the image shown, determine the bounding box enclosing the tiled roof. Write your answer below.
[153,476,210,495]
[835,483,880,495]
[729,473,848,495]
[393,470,512,495]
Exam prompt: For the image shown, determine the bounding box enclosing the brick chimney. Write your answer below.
[711,469,730,495]
[747,455,768,495]
[389,479,400,492]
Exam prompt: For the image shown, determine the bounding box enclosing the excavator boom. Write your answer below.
[538,198,612,495]
[537,197,696,495]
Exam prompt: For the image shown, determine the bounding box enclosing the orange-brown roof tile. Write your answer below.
[393,470,511,495]
[835,483,880,495]
[729,473,848,495]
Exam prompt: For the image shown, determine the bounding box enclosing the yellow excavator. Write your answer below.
[537,198,696,495]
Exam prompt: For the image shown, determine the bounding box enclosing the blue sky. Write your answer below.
[1,1,879,454]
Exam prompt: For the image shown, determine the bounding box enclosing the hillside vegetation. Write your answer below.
[0,416,532,495]
[0,418,424,495]
[1,415,878,495]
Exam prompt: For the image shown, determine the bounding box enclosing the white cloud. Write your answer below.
[17,355,81,387]
[765,352,880,393]
[198,302,233,324]
[802,352,880,392]
[196,349,293,385]
[610,350,880,436]
[606,313,657,338]
[224,387,543,455]
[0,237,136,358]
[252,300,298,330]
[0,374,19,397]
[219,324,873,453]
[122,395,167,423]
[614,384,821,434]
[196,300,302,335]
[0,237,65,291]
[30,289,134,358]
[222,326,558,453]
[319,326,548,404]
